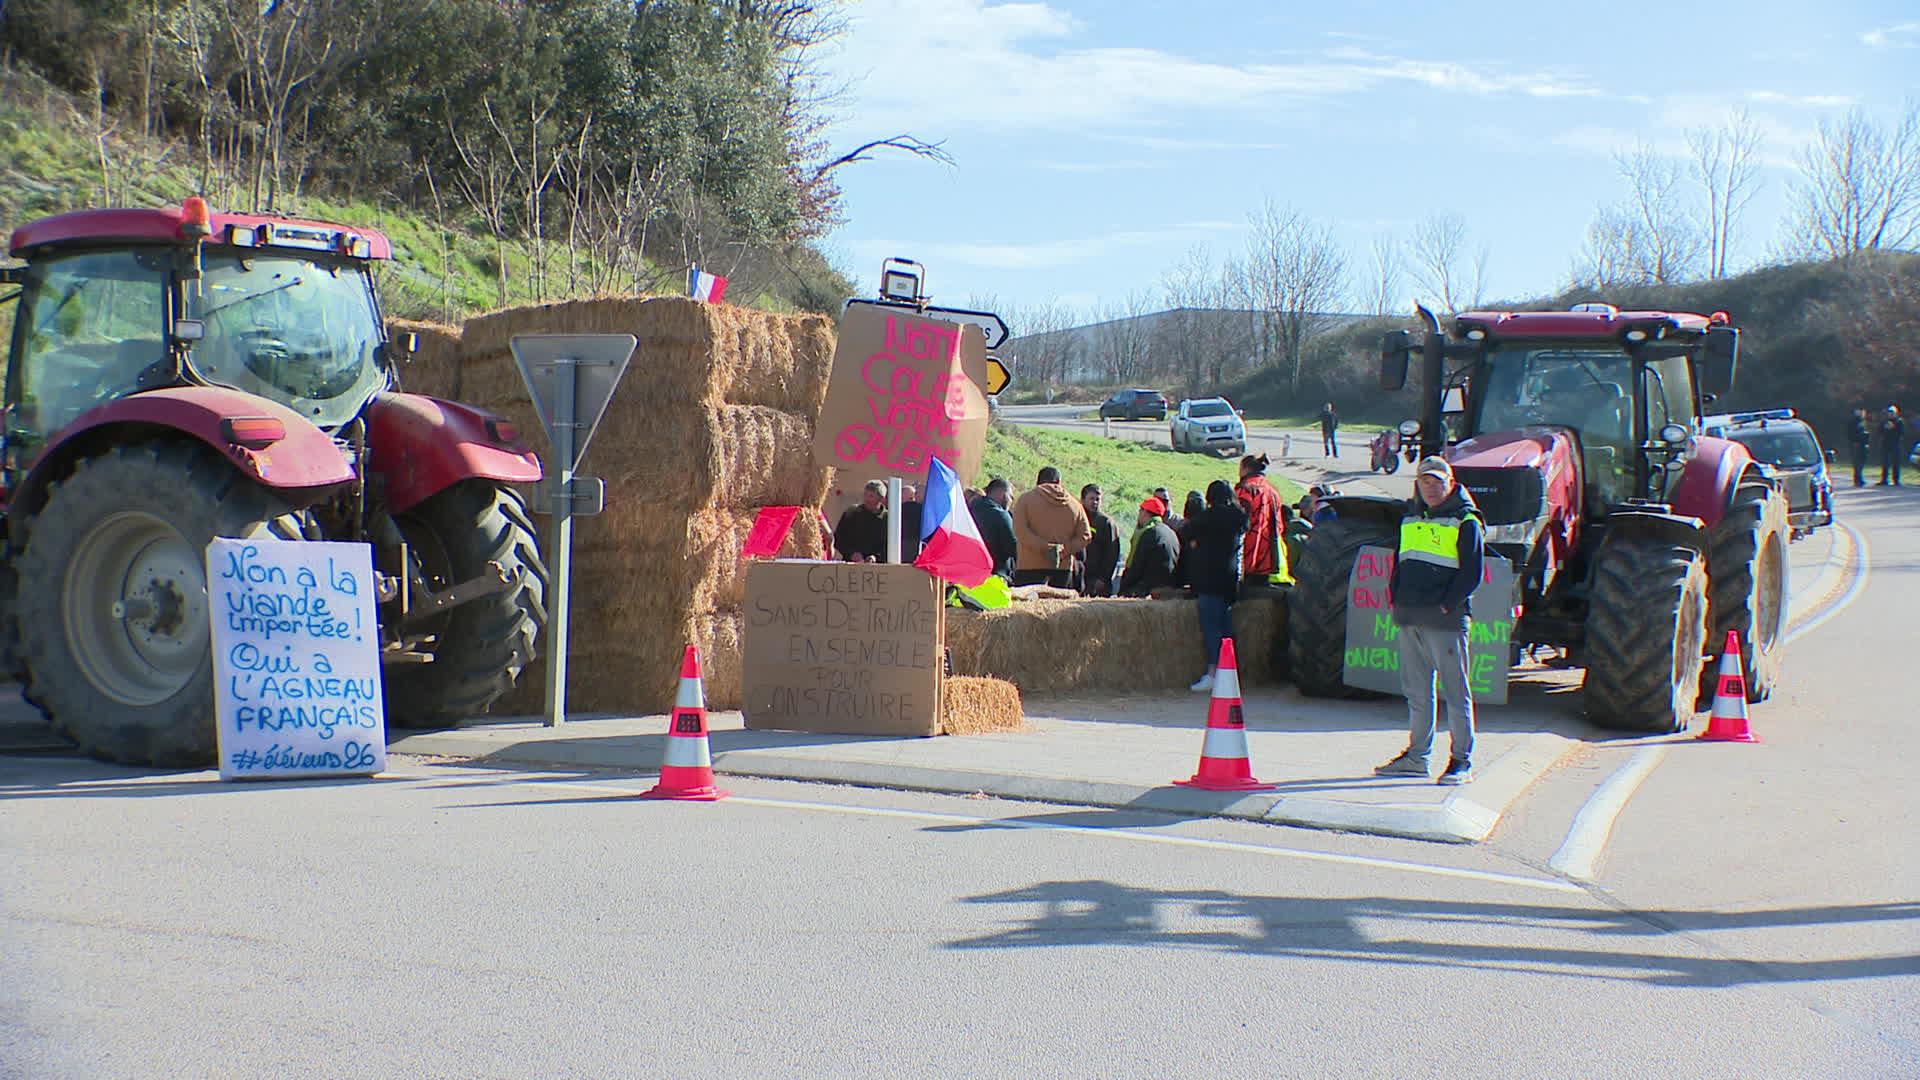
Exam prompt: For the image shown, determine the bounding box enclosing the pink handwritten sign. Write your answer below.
[812,304,989,484]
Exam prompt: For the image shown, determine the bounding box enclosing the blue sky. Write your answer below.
[816,0,1920,320]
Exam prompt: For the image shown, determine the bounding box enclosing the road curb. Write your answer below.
[387,727,1576,845]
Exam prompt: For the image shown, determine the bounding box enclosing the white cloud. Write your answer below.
[1746,90,1858,108]
[1862,22,1920,48]
[822,0,1609,136]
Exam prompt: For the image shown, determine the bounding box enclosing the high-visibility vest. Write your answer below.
[1398,508,1475,570]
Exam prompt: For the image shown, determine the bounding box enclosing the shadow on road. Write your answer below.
[943,879,1920,988]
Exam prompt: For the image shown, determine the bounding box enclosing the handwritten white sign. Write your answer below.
[208,538,386,780]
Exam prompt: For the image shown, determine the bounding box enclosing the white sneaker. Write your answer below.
[1189,673,1215,692]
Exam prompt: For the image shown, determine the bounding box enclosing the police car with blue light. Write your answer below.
[1700,408,1834,539]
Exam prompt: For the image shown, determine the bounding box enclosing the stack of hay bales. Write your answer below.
[942,676,1025,735]
[386,318,465,401]
[456,295,837,712]
[947,595,1284,695]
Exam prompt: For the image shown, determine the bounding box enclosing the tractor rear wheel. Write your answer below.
[15,442,303,766]
[1286,515,1398,697]
[1705,482,1789,703]
[1582,538,1709,733]
[382,482,547,727]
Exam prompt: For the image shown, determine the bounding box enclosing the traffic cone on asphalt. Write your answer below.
[1699,630,1759,743]
[1174,639,1275,792]
[640,645,730,801]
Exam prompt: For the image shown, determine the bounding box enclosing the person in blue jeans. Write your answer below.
[1183,480,1249,692]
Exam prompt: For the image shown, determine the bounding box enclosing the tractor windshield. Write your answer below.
[191,250,387,428]
[1476,346,1636,505]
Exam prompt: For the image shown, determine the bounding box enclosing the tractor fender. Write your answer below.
[1602,508,1708,553]
[1318,494,1406,530]
[1669,436,1765,529]
[10,386,353,519]
[363,393,542,515]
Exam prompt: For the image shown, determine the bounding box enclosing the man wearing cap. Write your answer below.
[1119,496,1181,596]
[1376,456,1485,785]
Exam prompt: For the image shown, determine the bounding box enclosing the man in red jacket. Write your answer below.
[1235,454,1293,587]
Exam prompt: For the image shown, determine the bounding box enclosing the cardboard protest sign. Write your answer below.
[742,560,943,736]
[1341,546,1517,705]
[208,538,386,779]
[812,303,990,486]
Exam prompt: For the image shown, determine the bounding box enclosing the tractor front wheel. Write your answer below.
[1705,482,1789,703]
[1582,538,1709,733]
[382,482,547,728]
[1286,515,1398,697]
[15,442,303,766]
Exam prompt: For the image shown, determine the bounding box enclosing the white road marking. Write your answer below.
[388,768,1581,894]
[1785,522,1870,645]
[1547,746,1669,882]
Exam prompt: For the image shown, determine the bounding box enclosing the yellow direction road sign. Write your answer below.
[985,356,1011,395]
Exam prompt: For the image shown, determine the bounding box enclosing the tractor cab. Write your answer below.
[2,200,398,471]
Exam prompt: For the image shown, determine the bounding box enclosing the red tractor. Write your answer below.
[1288,303,1789,733]
[0,199,548,765]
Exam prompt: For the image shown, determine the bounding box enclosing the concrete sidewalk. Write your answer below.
[387,676,1590,844]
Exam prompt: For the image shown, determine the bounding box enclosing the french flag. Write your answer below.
[687,265,728,304]
[914,456,994,587]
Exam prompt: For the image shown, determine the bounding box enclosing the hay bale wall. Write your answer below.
[947,596,1284,695]
[387,319,464,400]
[466,294,838,716]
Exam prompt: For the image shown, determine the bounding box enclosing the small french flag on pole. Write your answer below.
[687,265,728,304]
[914,456,995,587]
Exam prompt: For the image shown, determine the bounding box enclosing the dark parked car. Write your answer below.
[1098,388,1168,421]
[1702,409,1834,539]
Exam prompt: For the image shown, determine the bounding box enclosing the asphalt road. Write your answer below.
[4,757,1912,1078]
[3,419,1914,1077]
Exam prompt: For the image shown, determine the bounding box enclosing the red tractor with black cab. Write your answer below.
[1287,303,1789,733]
[0,199,548,765]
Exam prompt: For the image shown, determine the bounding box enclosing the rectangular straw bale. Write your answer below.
[458,295,833,414]
[387,318,464,401]
[942,676,1025,735]
[946,596,1282,694]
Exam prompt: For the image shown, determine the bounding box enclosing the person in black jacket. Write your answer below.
[1174,489,1205,588]
[1879,405,1906,486]
[1184,480,1249,692]
[834,481,888,563]
[1119,496,1180,597]
[1848,408,1872,487]
[967,477,1018,579]
[1076,484,1121,596]
[1375,457,1485,786]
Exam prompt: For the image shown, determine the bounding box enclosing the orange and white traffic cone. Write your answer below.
[641,645,730,801]
[1174,638,1275,792]
[1699,629,1759,743]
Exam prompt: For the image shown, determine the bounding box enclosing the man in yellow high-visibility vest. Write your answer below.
[1375,457,1485,786]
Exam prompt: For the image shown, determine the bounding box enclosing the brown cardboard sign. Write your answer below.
[743,560,944,735]
[812,303,989,486]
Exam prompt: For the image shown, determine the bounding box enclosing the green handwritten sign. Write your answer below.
[1340,545,1516,704]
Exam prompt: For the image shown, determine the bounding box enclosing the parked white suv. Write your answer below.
[1170,397,1246,456]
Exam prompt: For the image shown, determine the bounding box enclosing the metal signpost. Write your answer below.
[510,333,637,727]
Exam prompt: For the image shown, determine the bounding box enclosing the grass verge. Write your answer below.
[979,424,1303,510]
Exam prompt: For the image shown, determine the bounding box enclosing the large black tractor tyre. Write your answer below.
[1582,539,1710,733]
[382,481,547,727]
[14,442,303,766]
[1704,482,1789,703]
[1286,515,1398,698]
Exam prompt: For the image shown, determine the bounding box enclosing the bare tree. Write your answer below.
[1571,204,1642,291]
[1613,142,1702,283]
[1158,245,1214,392]
[1366,233,1402,316]
[1243,199,1347,393]
[1687,108,1765,279]
[1785,102,1920,259]
[1408,212,1486,313]
[1093,291,1156,385]
[1004,299,1077,388]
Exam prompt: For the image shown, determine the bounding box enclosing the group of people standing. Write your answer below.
[1848,405,1911,487]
